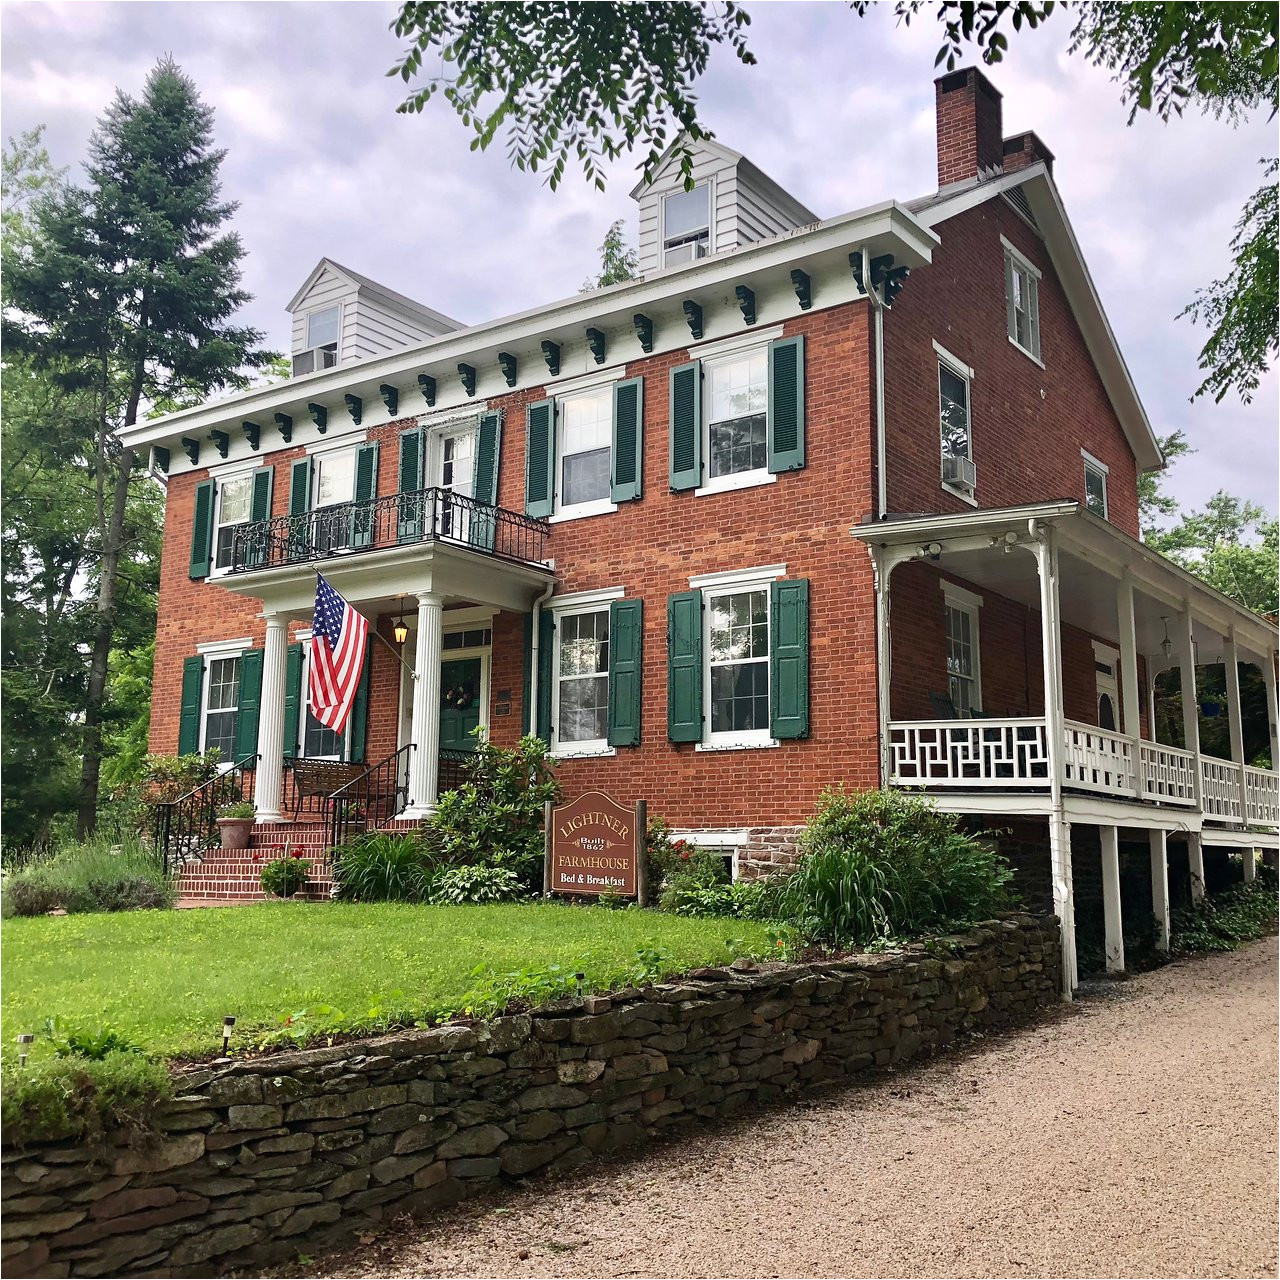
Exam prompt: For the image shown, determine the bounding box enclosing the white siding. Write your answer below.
[636,147,737,273]
[290,271,354,359]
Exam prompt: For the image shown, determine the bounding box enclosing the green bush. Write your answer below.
[333,833,437,902]
[1,1052,171,1147]
[1171,878,1279,955]
[217,800,256,820]
[1,835,174,918]
[662,877,784,920]
[658,846,732,911]
[420,734,561,892]
[44,1018,144,1060]
[260,857,311,898]
[429,864,527,905]
[780,788,1015,948]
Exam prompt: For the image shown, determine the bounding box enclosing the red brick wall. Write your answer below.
[936,69,1004,186]
[882,200,1141,537]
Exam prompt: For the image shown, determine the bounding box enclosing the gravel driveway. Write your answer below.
[287,938,1279,1280]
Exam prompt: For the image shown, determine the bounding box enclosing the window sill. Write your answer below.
[549,744,616,761]
[548,501,618,524]
[694,471,777,498]
[1008,335,1045,368]
[695,737,780,753]
[941,481,979,508]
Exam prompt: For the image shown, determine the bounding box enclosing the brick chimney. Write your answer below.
[1002,130,1055,175]
[935,67,1004,188]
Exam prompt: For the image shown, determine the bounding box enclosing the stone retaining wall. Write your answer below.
[2,914,1061,1278]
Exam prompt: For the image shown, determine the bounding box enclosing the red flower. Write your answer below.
[291,849,305,859]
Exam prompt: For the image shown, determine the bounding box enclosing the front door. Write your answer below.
[1095,650,1119,732]
[440,658,483,751]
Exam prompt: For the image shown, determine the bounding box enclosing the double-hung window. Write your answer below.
[557,386,613,516]
[214,475,253,571]
[662,183,711,266]
[202,655,241,760]
[707,585,771,742]
[1002,238,1042,362]
[312,448,356,552]
[942,584,983,717]
[706,348,768,486]
[293,305,340,375]
[1082,451,1109,520]
[553,607,611,754]
[936,343,976,500]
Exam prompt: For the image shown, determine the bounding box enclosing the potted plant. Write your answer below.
[215,800,257,850]
[261,855,312,899]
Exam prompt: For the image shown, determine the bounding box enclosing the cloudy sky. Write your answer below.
[3,1,1276,519]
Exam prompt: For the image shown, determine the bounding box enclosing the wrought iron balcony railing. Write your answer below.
[229,487,549,573]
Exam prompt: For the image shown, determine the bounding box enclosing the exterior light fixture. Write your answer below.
[222,1015,236,1056]
[575,971,587,998]
[17,1033,33,1067]
[1160,617,1173,660]
[394,600,409,647]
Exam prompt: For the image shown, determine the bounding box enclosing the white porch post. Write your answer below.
[1223,628,1247,821]
[1034,532,1075,997]
[872,549,896,788]
[1149,827,1170,953]
[1178,609,1203,810]
[1117,574,1143,798]
[1144,656,1159,744]
[1243,847,1258,883]
[1100,824,1124,974]
[1264,649,1279,778]
[1186,831,1206,903]
[403,592,444,819]
[253,613,289,823]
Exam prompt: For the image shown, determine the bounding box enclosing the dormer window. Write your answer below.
[662,183,711,266]
[293,305,341,375]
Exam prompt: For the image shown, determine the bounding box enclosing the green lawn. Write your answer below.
[1,902,771,1062]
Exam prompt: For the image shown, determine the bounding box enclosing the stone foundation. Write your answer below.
[1,914,1061,1278]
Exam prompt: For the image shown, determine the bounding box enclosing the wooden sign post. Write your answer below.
[544,790,647,904]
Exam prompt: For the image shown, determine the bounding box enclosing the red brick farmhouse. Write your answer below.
[125,70,1279,993]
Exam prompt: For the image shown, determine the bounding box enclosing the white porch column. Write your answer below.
[1149,828,1170,953]
[253,613,289,823]
[872,550,896,788]
[1178,608,1203,811]
[1144,656,1159,744]
[1100,824,1124,974]
[1264,649,1279,778]
[1223,628,1247,820]
[1242,847,1257,883]
[1034,532,1075,997]
[403,592,444,819]
[1117,574,1143,798]
[1186,830,1206,904]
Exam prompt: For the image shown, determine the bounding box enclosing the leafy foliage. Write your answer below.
[582,218,639,290]
[1,834,174,917]
[781,788,1015,948]
[260,857,311,898]
[44,1018,143,1060]
[333,832,438,902]
[661,878,784,921]
[1170,874,1278,954]
[429,864,527,904]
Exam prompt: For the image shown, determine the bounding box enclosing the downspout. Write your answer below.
[527,578,556,738]
[861,245,888,520]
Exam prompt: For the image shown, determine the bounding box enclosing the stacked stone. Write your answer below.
[2,914,1060,1279]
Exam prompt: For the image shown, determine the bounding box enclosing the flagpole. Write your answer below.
[314,571,417,678]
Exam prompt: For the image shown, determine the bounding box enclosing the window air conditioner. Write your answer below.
[942,454,977,490]
[291,345,339,377]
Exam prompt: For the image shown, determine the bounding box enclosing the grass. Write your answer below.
[1,901,772,1062]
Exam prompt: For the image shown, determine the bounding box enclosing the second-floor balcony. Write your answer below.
[228,487,549,575]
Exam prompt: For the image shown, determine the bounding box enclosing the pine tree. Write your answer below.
[4,58,274,835]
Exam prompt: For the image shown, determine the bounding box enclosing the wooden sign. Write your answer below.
[544,791,646,902]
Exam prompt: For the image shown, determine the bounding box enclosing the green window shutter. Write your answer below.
[770,578,810,739]
[189,479,215,579]
[521,613,534,735]
[177,655,205,755]
[536,611,555,741]
[283,642,303,758]
[525,399,556,518]
[611,378,644,503]
[234,647,264,762]
[242,468,274,570]
[607,598,643,747]
[474,411,503,506]
[1004,251,1017,342]
[666,591,703,742]
[350,441,379,549]
[668,361,702,492]
[767,335,806,473]
[397,427,424,543]
[349,646,373,763]
[287,457,313,561]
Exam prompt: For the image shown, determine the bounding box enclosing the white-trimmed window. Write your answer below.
[942,583,983,717]
[705,346,768,486]
[936,344,976,500]
[214,474,253,571]
[293,305,341,376]
[557,385,613,516]
[312,446,356,553]
[202,655,241,760]
[1003,238,1041,361]
[662,182,711,266]
[1083,451,1109,520]
[552,607,611,753]
[672,830,745,882]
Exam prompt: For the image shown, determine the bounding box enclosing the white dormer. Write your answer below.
[631,137,819,275]
[286,259,461,376]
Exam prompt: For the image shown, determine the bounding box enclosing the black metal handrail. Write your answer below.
[229,487,549,573]
[150,755,258,873]
[437,748,474,795]
[323,744,413,851]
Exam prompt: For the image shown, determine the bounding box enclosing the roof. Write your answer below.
[286,257,461,333]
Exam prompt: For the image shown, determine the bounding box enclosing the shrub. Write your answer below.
[260,857,311,898]
[333,833,437,902]
[44,1018,144,1060]
[780,788,1015,948]
[1171,878,1279,955]
[2,874,63,918]
[662,877,784,921]
[429,864,527,905]
[217,801,256,820]
[1,835,174,917]
[420,734,561,892]
[1,1052,171,1147]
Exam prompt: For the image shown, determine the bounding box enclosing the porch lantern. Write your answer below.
[393,603,409,647]
[1160,617,1173,660]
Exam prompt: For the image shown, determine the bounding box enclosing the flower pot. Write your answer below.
[216,816,255,850]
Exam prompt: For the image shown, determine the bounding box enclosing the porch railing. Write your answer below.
[1199,756,1243,823]
[889,718,1050,787]
[228,487,548,573]
[1137,742,1198,807]
[150,754,258,873]
[1061,720,1136,798]
[1244,765,1280,827]
[323,745,412,851]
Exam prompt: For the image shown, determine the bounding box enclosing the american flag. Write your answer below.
[309,573,369,733]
